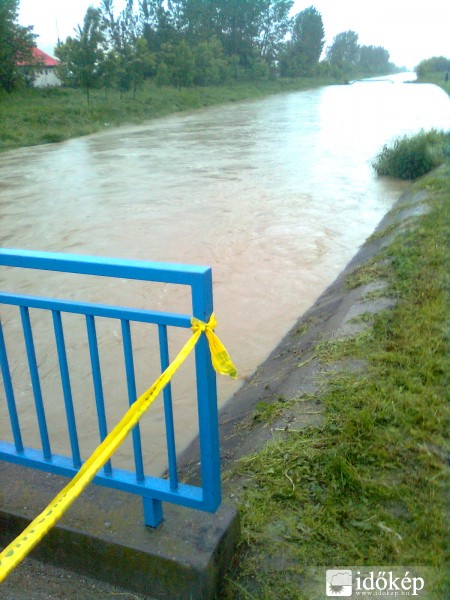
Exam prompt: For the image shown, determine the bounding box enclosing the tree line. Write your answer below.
[1,0,396,96]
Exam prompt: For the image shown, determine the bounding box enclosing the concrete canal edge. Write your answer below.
[0,173,438,599]
[180,176,433,478]
[0,460,240,599]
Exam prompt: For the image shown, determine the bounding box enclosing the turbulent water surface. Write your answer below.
[1,73,449,472]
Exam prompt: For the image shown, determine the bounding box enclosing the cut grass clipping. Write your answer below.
[223,164,449,599]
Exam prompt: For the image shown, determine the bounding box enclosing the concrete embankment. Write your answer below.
[205,183,433,470]
[0,173,437,599]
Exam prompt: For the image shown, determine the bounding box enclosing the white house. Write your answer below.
[20,48,62,88]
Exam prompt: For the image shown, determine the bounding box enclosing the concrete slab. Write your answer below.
[0,461,239,599]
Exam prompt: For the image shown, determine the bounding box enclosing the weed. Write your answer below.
[372,129,450,180]
[252,396,288,425]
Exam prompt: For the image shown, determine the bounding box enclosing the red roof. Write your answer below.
[17,47,59,67]
[32,48,59,67]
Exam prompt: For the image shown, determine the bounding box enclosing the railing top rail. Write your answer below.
[0,249,210,287]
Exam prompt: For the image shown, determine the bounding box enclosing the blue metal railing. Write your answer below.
[0,249,220,527]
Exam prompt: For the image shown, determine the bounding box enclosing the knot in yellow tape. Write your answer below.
[191,313,237,379]
[191,312,218,333]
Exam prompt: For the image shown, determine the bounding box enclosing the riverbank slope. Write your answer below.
[0,77,335,153]
[415,73,450,95]
[218,163,449,599]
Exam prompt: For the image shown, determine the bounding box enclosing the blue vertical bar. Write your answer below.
[191,270,221,512]
[0,318,23,452]
[142,496,163,528]
[86,314,111,475]
[158,324,178,491]
[121,319,144,482]
[52,311,81,469]
[20,306,52,461]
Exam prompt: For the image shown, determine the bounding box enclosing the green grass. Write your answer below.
[415,72,450,95]
[344,256,390,289]
[222,164,449,599]
[372,129,450,180]
[0,77,334,153]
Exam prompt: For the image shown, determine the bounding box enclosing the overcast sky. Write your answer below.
[18,0,449,69]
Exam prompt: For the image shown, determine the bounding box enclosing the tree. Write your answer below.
[101,0,139,52]
[100,1,156,97]
[358,45,391,75]
[177,0,219,44]
[185,0,259,66]
[193,37,225,86]
[160,40,195,87]
[326,30,359,76]
[179,0,293,73]
[99,49,119,97]
[55,7,105,103]
[117,38,155,97]
[280,5,324,77]
[0,0,36,92]
[139,0,180,52]
[256,0,293,66]
[155,60,170,85]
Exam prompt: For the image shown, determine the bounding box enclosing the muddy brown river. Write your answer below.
[1,73,449,473]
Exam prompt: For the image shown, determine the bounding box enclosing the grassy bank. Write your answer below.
[0,77,333,153]
[415,73,450,95]
[222,164,449,599]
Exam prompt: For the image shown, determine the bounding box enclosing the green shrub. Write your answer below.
[415,56,450,78]
[372,129,450,180]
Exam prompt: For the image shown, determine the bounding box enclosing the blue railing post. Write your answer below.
[142,497,163,528]
[191,270,221,512]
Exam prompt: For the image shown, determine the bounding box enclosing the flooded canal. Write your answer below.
[1,73,449,473]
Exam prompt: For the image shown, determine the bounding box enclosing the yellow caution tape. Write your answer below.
[191,313,237,379]
[0,313,236,582]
